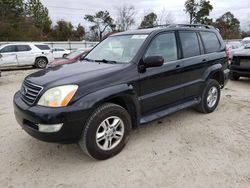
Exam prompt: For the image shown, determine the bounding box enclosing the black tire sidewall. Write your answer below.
[35,58,47,68]
[83,104,131,160]
[202,79,221,113]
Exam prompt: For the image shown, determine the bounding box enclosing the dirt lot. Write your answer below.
[0,69,250,188]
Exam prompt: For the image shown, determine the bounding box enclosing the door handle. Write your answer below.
[176,64,180,68]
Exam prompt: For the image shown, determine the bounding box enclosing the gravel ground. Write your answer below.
[0,69,250,188]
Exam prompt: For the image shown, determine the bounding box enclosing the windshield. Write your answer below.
[242,40,250,47]
[66,50,82,59]
[85,34,148,63]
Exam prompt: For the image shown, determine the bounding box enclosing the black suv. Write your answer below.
[14,24,229,160]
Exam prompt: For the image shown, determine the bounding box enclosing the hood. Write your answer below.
[233,48,250,56]
[26,61,127,87]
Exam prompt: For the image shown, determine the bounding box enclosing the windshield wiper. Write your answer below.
[83,58,95,62]
[94,59,117,64]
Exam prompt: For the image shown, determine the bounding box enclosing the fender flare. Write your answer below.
[74,84,140,127]
[202,63,223,83]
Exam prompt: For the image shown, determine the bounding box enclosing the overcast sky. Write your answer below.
[40,0,250,30]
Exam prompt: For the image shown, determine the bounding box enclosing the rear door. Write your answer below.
[0,45,18,67]
[16,45,34,66]
[139,32,185,114]
[178,30,209,99]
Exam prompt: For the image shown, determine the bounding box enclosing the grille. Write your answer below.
[240,58,250,69]
[20,80,43,105]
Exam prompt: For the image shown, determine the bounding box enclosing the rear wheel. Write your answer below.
[79,103,131,160]
[35,57,48,68]
[195,79,221,113]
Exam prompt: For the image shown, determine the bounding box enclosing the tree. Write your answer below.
[116,5,135,31]
[184,0,213,24]
[84,11,115,41]
[157,9,175,25]
[214,12,241,39]
[50,20,74,41]
[140,12,157,28]
[73,24,85,41]
[25,0,52,35]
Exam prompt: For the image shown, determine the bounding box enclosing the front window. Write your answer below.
[85,35,148,63]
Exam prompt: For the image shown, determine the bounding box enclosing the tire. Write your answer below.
[195,79,221,113]
[63,54,68,58]
[79,103,131,160]
[230,73,240,81]
[35,57,48,69]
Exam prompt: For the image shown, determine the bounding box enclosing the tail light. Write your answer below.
[225,47,230,64]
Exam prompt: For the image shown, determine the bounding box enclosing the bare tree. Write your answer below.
[157,9,175,25]
[116,5,136,31]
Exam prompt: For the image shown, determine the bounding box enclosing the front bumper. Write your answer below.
[230,66,250,78]
[14,92,91,143]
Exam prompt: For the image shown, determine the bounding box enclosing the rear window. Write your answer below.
[17,45,31,52]
[35,45,50,50]
[200,32,220,53]
[179,31,200,58]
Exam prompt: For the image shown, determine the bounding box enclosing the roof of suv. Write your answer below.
[112,24,218,36]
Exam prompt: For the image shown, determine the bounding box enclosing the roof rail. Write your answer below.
[140,24,215,29]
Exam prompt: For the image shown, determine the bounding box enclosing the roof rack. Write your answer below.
[140,24,215,29]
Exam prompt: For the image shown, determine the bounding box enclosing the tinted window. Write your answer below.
[17,45,31,52]
[145,33,178,63]
[179,32,200,58]
[200,32,220,53]
[35,45,50,50]
[0,45,17,53]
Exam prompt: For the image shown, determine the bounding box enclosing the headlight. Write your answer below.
[38,85,78,107]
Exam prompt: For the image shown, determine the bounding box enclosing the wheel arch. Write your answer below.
[202,64,225,88]
[35,56,48,63]
[74,84,140,129]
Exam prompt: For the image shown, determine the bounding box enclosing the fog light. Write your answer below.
[38,123,63,133]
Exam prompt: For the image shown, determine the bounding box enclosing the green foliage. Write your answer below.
[184,0,213,24]
[25,0,52,34]
[84,11,115,41]
[140,12,157,29]
[0,0,85,41]
[214,12,241,39]
[50,21,85,41]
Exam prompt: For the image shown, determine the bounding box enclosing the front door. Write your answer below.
[0,45,18,67]
[138,32,185,115]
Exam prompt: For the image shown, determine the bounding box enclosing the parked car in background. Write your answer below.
[14,24,229,160]
[242,37,250,47]
[52,48,70,58]
[47,49,90,67]
[0,43,54,69]
[226,41,243,60]
[230,45,250,80]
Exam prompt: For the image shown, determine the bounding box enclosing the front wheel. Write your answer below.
[195,79,221,113]
[79,103,131,160]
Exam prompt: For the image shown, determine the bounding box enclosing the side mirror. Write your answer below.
[144,56,164,68]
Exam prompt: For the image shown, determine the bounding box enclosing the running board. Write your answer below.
[140,98,200,124]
